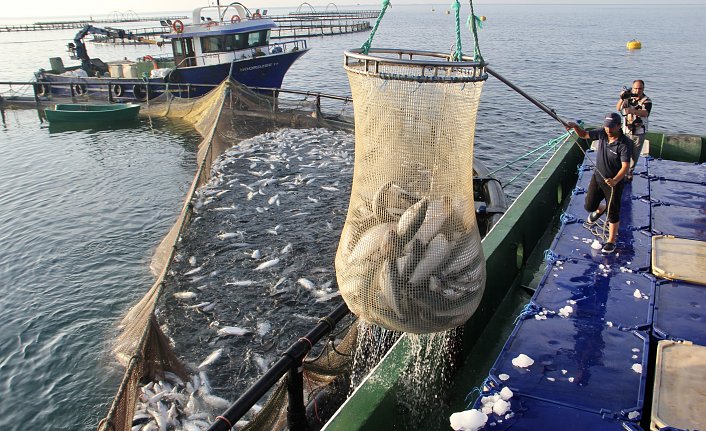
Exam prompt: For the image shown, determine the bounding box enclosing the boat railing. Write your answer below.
[174,39,308,69]
[0,80,351,114]
[204,302,351,431]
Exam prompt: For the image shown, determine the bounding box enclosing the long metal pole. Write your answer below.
[485,66,570,129]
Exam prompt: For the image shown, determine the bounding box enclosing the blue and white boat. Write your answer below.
[34,2,309,101]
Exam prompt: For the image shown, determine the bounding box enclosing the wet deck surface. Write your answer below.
[452,154,706,430]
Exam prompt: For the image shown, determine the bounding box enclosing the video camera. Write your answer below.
[620,86,636,100]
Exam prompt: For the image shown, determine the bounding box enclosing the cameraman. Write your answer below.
[616,80,652,179]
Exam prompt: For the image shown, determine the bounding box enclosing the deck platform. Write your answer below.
[471,153,706,430]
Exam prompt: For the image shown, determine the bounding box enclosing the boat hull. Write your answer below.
[44,103,140,122]
[35,50,308,101]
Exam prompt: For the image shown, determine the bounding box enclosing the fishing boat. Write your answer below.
[33,2,309,101]
[44,103,140,122]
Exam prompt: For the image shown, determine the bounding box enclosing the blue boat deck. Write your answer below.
[469,153,706,430]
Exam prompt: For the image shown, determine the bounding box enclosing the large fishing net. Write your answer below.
[97,79,360,431]
[336,49,488,333]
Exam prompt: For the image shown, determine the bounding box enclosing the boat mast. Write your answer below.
[216,0,223,23]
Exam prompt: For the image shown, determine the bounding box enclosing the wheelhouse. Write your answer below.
[165,4,279,69]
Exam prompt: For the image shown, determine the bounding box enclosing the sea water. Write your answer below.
[1,3,705,430]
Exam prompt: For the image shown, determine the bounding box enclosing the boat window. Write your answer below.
[201,36,224,53]
[247,30,270,48]
[173,39,184,56]
[201,34,249,53]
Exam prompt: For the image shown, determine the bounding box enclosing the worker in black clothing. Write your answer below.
[566,113,632,254]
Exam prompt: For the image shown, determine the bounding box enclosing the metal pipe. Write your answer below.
[207,302,350,431]
[286,357,307,430]
[485,66,569,128]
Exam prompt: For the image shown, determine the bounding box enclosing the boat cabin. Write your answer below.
[165,4,278,69]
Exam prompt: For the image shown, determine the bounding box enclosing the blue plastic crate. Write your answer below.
[651,203,706,241]
[489,314,649,420]
[533,258,654,330]
[469,391,643,430]
[653,280,706,346]
[549,222,652,272]
[647,158,706,185]
[649,178,706,209]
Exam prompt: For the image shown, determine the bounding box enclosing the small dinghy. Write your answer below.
[44,103,140,123]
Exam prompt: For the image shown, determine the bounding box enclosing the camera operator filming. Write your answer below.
[616,79,652,180]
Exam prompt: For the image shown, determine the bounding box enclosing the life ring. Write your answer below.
[231,14,241,23]
[133,84,150,101]
[111,84,124,98]
[74,83,87,96]
[143,55,159,70]
[172,19,184,33]
[252,12,262,19]
[34,83,49,97]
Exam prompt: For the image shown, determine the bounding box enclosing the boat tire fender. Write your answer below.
[231,15,241,23]
[173,20,184,33]
[74,83,87,96]
[111,84,124,98]
[133,84,150,101]
[34,83,49,97]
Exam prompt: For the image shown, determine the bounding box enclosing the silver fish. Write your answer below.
[218,326,253,336]
[255,258,280,271]
[198,348,223,369]
[173,292,197,300]
[297,278,315,290]
[225,280,256,287]
[397,197,429,242]
[415,197,452,244]
[184,266,203,276]
[408,234,452,286]
[347,222,395,263]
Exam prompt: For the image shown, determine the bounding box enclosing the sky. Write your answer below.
[5,0,706,19]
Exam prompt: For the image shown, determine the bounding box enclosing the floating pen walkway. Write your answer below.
[470,151,706,430]
[0,16,187,32]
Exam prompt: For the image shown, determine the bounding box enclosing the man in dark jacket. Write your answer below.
[567,113,632,253]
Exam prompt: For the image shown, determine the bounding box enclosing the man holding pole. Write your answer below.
[566,113,632,254]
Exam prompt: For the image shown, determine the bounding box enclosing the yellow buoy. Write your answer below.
[627,39,642,50]
[480,15,487,21]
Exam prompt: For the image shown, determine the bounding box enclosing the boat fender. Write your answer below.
[133,84,150,101]
[34,83,48,97]
[111,84,124,98]
[74,83,87,96]
[252,12,262,19]
[172,19,184,33]
[231,15,241,23]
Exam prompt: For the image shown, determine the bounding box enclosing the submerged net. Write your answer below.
[336,49,488,334]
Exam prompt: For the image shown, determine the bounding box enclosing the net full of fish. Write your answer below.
[336,66,487,334]
[148,128,356,422]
